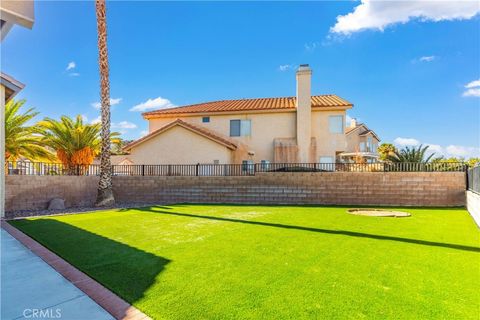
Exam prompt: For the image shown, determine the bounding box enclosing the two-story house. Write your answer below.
[124,65,379,165]
[339,118,381,163]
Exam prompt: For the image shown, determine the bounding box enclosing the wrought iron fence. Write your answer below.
[5,161,468,177]
[467,166,480,194]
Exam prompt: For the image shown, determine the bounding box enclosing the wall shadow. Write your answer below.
[9,219,170,308]
[133,206,480,253]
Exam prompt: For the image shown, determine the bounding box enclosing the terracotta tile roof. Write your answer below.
[143,95,352,118]
[124,119,238,151]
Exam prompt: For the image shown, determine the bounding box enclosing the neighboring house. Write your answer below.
[1,0,35,217]
[125,65,376,165]
[340,119,381,163]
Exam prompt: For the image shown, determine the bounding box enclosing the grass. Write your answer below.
[10,204,480,319]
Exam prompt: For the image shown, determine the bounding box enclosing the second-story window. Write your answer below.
[202,116,210,123]
[329,115,344,134]
[230,119,251,137]
[359,142,366,152]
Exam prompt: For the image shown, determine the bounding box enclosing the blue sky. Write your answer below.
[2,1,479,158]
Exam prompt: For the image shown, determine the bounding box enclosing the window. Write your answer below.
[367,137,372,152]
[260,160,270,170]
[242,160,254,173]
[230,119,251,137]
[329,115,344,134]
[202,117,210,123]
[359,142,366,152]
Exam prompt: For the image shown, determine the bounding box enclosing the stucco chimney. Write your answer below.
[296,64,312,163]
[350,118,357,128]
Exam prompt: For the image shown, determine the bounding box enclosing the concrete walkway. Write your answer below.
[1,229,114,320]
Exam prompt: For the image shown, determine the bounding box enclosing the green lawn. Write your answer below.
[10,205,480,319]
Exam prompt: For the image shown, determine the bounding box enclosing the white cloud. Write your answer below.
[90,116,101,124]
[112,121,137,129]
[463,79,480,97]
[331,0,480,35]
[304,42,320,52]
[91,97,122,109]
[68,72,80,77]
[394,138,480,158]
[140,130,149,137]
[419,55,436,62]
[130,97,176,112]
[279,64,292,72]
[66,61,76,71]
[394,137,420,146]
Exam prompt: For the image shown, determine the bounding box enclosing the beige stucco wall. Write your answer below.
[311,110,347,161]
[146,109,347,164]
[129,125,232,164]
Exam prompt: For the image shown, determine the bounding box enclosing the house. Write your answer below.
[124,65,379,165]
[1,0,35,217]
[339,118,380,163]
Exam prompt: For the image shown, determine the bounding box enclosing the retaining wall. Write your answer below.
[4,172,466,216]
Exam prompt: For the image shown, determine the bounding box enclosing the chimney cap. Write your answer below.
[297,64,311,72]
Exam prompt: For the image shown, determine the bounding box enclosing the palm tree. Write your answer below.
[387,144,435,163]
[37,115,120,170]
[95,0,114,206]
[377,143,396,161]
[5,99,54,162]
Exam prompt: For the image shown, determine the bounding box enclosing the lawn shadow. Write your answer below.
[130,206,480,253]
[9,219,170,308]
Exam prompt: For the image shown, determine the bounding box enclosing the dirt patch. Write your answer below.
[348,209,411,217]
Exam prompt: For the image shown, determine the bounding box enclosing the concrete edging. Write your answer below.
[1,221,151,320]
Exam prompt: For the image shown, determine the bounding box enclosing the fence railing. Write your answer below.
[467,166,480,194]
[5,161,468,177]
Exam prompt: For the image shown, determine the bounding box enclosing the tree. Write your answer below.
[5,99,53,162]
[95,0,114,206]
[377,143,396,161]
[37,115,120,168]
[387,144,435,163]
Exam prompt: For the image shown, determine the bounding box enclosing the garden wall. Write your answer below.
[5,172,466,216]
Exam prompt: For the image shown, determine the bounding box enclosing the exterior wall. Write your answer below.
[5,172,466,214]
[129,125,232,164]
[147,109,348,164]
[311,110,347,161]
[149,112,297,163]
[466,191,480,227]
[296,68,312,162]
[1,85,5,217]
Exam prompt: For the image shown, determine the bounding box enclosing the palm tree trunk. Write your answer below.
[95,0,114,206]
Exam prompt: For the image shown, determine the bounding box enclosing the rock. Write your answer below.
[48,198,65,210]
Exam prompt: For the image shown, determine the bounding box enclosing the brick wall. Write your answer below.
[5,172,465,215]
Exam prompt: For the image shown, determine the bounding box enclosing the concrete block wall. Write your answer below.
[5,172,466,216]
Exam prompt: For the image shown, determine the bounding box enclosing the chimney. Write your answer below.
[296,64,312,163]
[350,118,357,128]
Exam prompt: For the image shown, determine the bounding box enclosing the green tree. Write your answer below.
[37,115,120,167]
[387,144,435,163]
[5,99,53,162]
[377,143,396,161]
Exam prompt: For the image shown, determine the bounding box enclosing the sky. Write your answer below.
[1,0,480,158]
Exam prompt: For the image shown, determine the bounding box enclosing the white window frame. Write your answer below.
[329,115,344,134]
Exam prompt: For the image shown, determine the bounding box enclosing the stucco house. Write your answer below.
[340,118,380,163]
[1,0,35,217]
[124,65,380,165]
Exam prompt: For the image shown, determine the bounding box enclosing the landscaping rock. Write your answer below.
[48,198,66,210]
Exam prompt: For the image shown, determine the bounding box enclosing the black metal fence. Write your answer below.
[5,161,468,177]
[467,166,480,194]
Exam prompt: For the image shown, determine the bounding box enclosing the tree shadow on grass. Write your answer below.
[131,206,480,253]
[9,219,170,306]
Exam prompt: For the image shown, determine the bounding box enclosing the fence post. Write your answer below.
[142,165,145,176]
[196,163,199,176]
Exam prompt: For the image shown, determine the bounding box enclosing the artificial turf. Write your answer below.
[9,205,480,319]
